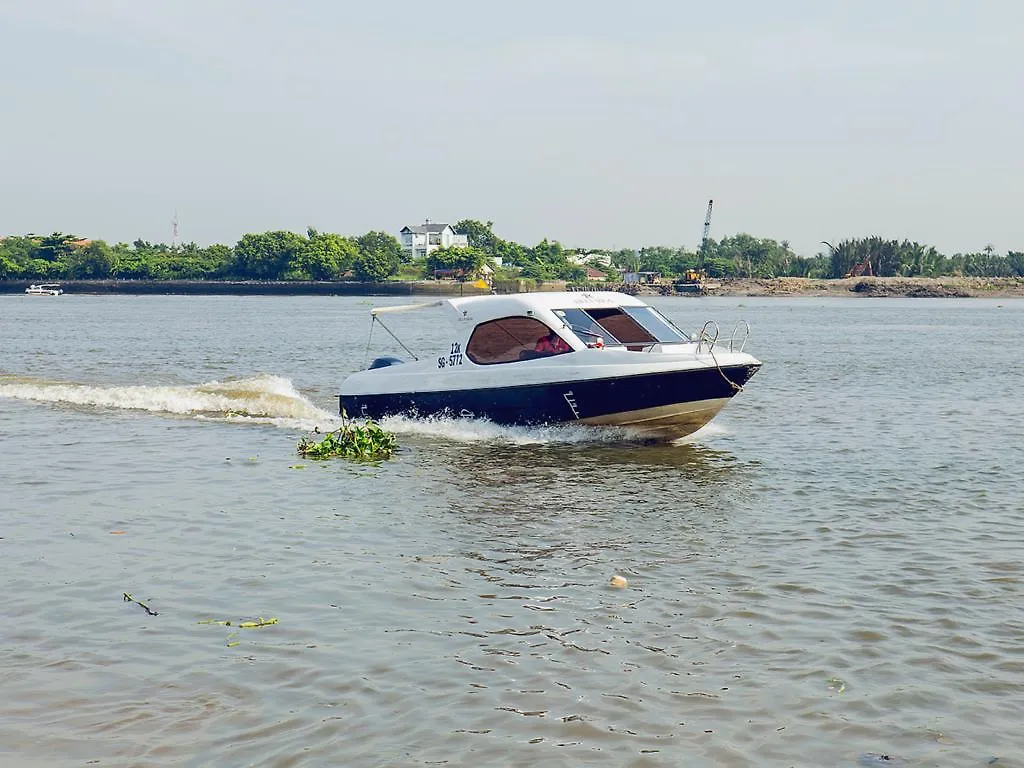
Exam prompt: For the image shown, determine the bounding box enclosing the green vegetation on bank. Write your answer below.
[2,222,1021,282]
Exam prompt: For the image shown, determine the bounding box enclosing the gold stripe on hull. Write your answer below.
[578,397,732,441]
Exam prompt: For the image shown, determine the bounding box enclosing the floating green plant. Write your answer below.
[297,415,397,462]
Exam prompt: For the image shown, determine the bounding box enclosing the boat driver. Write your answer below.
[535,330,572,355]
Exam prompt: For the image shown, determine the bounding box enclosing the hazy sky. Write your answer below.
[2,0,1021,256]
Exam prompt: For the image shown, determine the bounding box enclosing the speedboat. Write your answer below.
[339,291,761,441]
[25,283,63,296]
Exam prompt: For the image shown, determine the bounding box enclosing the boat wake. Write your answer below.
[380,413,728,446]
[0,373,727,446]
[0,373,338,431]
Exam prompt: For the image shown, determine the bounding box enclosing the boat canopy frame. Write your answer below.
[362,313,423,366]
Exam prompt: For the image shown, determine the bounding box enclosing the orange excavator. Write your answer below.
[845,259,873,278]
[823,241,873,279]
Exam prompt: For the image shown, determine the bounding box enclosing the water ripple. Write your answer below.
[1,296,1023,766]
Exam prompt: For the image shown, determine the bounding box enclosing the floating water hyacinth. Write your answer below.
[297,414,397,461]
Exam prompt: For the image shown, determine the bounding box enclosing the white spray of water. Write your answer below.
[0,374,338,431]
[381,413,727,446]
[0,373,727,446]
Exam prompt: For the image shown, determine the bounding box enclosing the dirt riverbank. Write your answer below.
[697,276,1024,299]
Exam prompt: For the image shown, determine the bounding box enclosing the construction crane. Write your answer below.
[699,198,714,266]
[676,199,713,294]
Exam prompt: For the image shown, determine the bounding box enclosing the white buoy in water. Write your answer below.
[609,574,629,588]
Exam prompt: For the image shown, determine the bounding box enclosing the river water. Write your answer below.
[1,294,1021,767]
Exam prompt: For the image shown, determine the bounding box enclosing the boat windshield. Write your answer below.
[621,306,690,342]
[554,305,690,347]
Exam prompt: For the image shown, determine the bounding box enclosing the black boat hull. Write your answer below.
[340,363,760,440]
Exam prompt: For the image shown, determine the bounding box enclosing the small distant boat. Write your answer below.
[340,291,761,441]
[25,283,64,296]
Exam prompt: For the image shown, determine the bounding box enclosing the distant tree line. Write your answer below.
[596,234,1023,280]
[2,223,1021,282]
[440,222,1024,281]
[0,228,405,283]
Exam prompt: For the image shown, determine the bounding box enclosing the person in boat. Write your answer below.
[534,330,572,355]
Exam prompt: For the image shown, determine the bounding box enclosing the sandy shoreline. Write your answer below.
[698,276,1024,299]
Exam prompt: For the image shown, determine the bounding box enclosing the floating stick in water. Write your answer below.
[123,592,159,616]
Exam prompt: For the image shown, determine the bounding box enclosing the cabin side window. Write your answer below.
[466,316,571,364]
